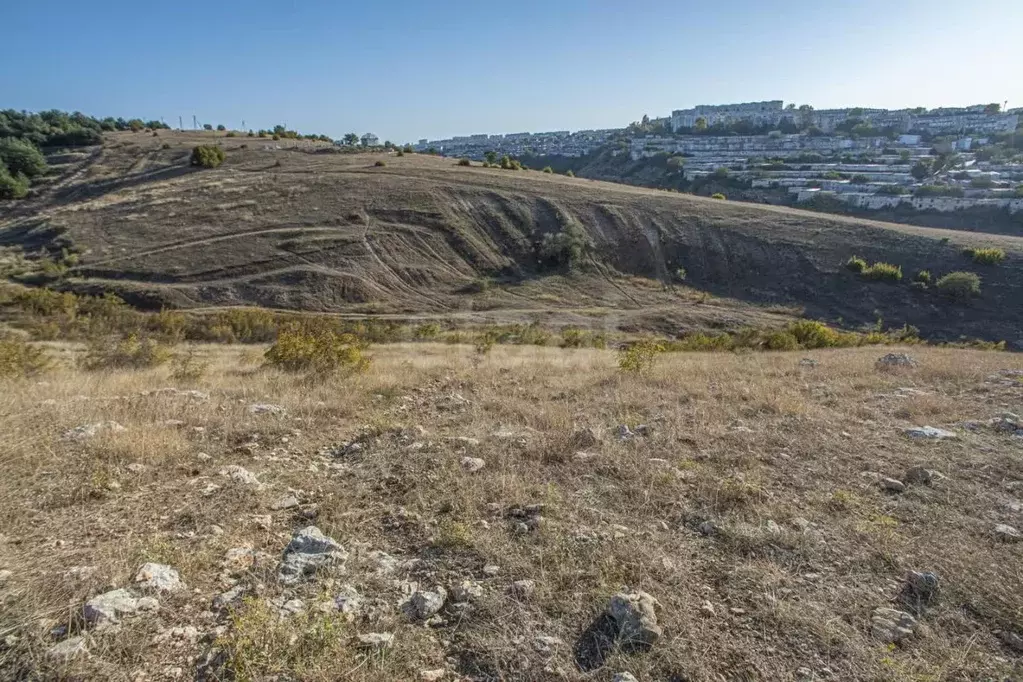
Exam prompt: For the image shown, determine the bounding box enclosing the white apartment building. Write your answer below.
[671,101,785,131]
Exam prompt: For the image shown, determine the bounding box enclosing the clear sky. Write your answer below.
[4,0,1021,142]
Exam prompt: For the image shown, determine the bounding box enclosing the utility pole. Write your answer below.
[193,115,198,130]
[179,116,183,131]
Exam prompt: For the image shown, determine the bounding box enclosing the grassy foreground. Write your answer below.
[0,343,1021,681]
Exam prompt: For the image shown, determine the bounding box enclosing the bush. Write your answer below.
[0,138,48,178]
[710,193,726,200]
[169,348,208,381]
[161,143,171,150]
[861,262,902,282]
[618,339,664,373]
[787,320,841,348]
[0,337,50,377]
[374,160,386,167]
[935,271,981,300]
[764,330,799,350]
[967,247,1006,265]
[83,334,172,370]
[396,150,404,157]
[845,256,867,273]
[565,170,575,177]
[216,124,226,132]
[0,166,29,200]
[675,267,687,282]
[225,131,237,138]
[272,134,280,141]
[457,158,471,167]
[914,270,931,284]
[264,327,369,373]
[190,145,226,168]
[542,166,553,174]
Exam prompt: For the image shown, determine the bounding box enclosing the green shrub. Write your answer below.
[542,166,554,174]
[845,256,867,273]
[0,138,48,179]
[675,267,687,282]
[272,134,280,141]
[967,247,1005,265]
[914,270,931,284]
[225,131,237,137]
[565,170,575,177]
[474,330,498,356]
[457,158,471,167]
[935,271,981,300]
[216,124,226,132]
[0,337,50,377]
[618,339,664,373]
[161,143,171,150]
[787,320,841,349]
[710,193,726,200]
[0,166,29,200]
[764,330,799,350]
[169,348,208,381]
[861,262,902,282]
[538,222,589,268]
[374,160,386,167]
[264,327,369,373]
[396,150,404,157]
[83,334,172,370]
[190,145,226,169]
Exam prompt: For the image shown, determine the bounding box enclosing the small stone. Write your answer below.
[249,403,286,415]
[904,571,940,604]
[880,477,906,493]
[607,591,661,648]
[333,585,363,616]
[699,600,716,617]
[905,426,957,440]
[277,526,348,585]
[213,585,246,611]
[533,634,563,654]
[994,524,1021,542]
[223,546,258,571]
[84,589,158,628]
[270,495,300,511]
[871,607,917,643]
[0,569,11,585]
[460,457,486,473]
[451,580,484,603]
[126,463,146,474]
[903,466,933,486]
[798,358,818,368]
[421,670,446,681]
[356,632,393,649]
[573,451,598,463]
[1000,630,1023,654]
[406,587,447,619]
[765,520,781,534]
[64,566,97,581]
[482,564,500,576]
[46,636,90,661]
[135,563,184,593]
[219,465,261,487]
[63,422,126,440]
[509,579,536,600]
[697,521,719,536]
[613,674,639,682]
[196,452,212,462]
[617,425,635,441]
[876,353,918,370]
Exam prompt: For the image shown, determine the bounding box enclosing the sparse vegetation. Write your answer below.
[0,337,49,377]
[617,338,664,372]
[565,169,575,177]
[542,166,554,174]
[963,247,1006,265]
[935,271,981,300]
[860,262,903,282]
[914,269,932,285]
[374,160,386,167]
[845,256,867,273]
[710,192,726,200]
[190,145,226,169]
[457,158,471,167]
[82,334,172,370]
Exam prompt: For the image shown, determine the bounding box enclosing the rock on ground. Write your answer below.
[278,526,348,585]
[880,477,906,493]
[420,670,446,681]
[903,466,933,486]
[608,591,662,648]
[994,524,1021,542]
[249,403,286,415]
[613,674,639,682]
[46,636,90,661]
[63,422,126,440]
[510,579,536,600]
[219,465,262,486]
[134,563,184,593]
[83,589,158,628]
[871,607,917,643]
[905,426,957,440]
[356,632,393,649]
[876,353,918,370]
[460,457,486,473]
[451,580,484,603]
[405,587,447,620]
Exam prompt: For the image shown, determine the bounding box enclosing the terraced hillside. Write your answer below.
[3,131,1023,343]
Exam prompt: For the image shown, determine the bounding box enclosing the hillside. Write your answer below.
[3,131,1023,344]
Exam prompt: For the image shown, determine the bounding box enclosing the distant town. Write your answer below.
[394,101,1023,216]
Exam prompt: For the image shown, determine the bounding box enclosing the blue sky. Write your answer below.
[4,0,1021,142]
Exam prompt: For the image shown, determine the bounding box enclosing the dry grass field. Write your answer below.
[2,131,1022,343]
[1,342,1022,681]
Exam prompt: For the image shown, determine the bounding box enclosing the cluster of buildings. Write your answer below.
[412,129,619,159]
[408,100,1021,214]
[668,101,1020,135]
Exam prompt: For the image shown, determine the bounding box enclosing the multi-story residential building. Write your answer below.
[670,101,785,131]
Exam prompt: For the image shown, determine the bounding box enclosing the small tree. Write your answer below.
[710,192,726,200]
[203,124,213,131]
[457,158,471,167]
[911,161,930,181]
[190,145,226,168]
[216,124,226,132]
[542,166,553,173]
[565,170,575,177]
[0,165,29,200]
[0,138,48,178]
[343,133,359,146]
[485,151,498,165]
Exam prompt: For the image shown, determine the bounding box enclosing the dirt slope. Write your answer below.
[3,131,1023,343]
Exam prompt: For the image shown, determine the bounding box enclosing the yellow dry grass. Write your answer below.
[0,343,1021,681]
